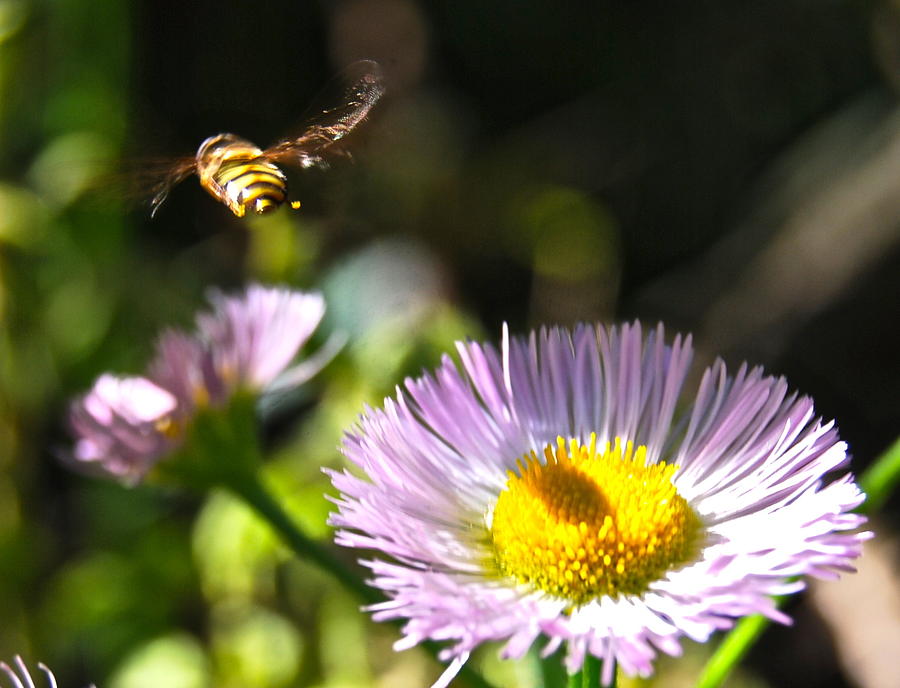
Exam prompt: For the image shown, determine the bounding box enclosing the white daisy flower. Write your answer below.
[330,322,870,685]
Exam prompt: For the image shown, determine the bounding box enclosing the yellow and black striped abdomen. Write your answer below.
[195,133,288,217]
[216,159,287,217]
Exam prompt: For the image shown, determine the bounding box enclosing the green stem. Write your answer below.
[540,648,569,688]
[567,655,608,688]
[694,610,775,688]
[858,434,900,513]
[693,434,898,688]
[228,471,381,606]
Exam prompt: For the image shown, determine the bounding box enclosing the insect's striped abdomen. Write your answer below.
[216,160,287,216]
[195,134,288,217]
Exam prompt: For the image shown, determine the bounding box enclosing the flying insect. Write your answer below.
[149,61,385,218]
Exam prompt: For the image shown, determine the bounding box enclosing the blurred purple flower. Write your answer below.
[69,285,327,483]
[149,285,326,408]
[330,322,871,686]
[69,374,179,485]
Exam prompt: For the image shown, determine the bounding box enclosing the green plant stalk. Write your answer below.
[857,434,900,513]
[540,648,570,688]
[228,471,381,605]
[568,655,608,688]
[694,610,775,688]
[693,434,899,688]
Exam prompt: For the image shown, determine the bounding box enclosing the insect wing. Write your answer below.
[76,153,197,217]
[263,60,385,169]
[147,157,198,217]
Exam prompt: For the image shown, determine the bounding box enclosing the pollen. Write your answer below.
[489,434,702,604]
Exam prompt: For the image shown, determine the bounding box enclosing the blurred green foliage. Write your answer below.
[1,0,898,687]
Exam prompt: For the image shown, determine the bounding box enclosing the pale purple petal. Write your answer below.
[197,285,325,392]
[147,285,326,406]
[1,656,70,688]
[69,375,178,484]
[331,322,869,684]
[148,330,219,409]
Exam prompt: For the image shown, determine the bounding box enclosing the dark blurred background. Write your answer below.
[1,1,898,686]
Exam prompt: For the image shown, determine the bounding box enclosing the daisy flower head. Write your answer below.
[329,322,870,685]
[69,284,327,484]
[150,284,326,406]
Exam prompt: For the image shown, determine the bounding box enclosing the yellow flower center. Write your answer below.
[489,434,702,605]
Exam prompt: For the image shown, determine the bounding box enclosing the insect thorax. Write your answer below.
[195,133,287,217]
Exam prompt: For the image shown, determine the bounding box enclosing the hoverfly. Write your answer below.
[149,60,385,218]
